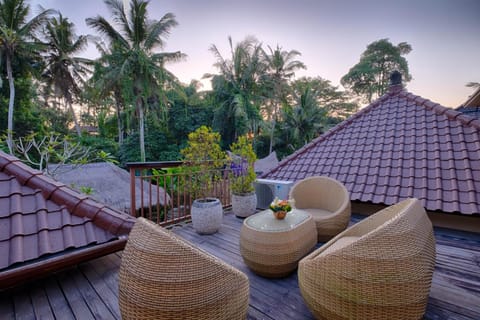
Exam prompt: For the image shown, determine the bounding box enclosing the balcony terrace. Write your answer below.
[1,210,479,320]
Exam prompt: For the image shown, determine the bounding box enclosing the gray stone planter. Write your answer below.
[191,198,223,234]
[231,192,257,218]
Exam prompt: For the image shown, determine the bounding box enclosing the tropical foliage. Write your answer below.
[86,0,184,161]
[42,13,91,137]
[206,36,265,148]
[0,0,53,152]
[2,0,409,169]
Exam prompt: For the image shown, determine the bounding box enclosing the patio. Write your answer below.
[0,211,478,320]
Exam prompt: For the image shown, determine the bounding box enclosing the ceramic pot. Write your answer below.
[231,192,257,218]
[272,210,287,219]
[191,198,223,234]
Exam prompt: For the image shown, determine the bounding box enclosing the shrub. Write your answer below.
[180,126,226,199]
[229,135,257,194]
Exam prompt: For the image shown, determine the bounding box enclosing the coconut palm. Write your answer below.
[42,14,91,136]
[206,36,265,148]
[262,45,305,153]
[88,43,130,145]
[86,0,184,161]
[280,81,327,151]
[0,0,53,153]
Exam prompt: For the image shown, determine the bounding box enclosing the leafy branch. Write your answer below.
[12,132,117,178]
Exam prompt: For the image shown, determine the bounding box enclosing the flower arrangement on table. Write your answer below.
[269,197,295,219]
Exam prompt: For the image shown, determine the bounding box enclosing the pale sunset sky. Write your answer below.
[32,0,480,108]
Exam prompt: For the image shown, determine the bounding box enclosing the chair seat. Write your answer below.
[301,208,334,219]
[289,176,351,242]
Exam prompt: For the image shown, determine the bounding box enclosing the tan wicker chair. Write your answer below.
[298,198,436,320]
[118,217,250,320]
[289,176,351,241]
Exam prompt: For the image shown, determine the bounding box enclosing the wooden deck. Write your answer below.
[1,212,479,319]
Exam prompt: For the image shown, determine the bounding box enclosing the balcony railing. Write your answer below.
[127,161,233,226]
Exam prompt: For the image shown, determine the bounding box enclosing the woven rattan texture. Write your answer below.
[118,218,249,319]
[298,198,436,320]
[290,176,351,241]
[240,213,317,278]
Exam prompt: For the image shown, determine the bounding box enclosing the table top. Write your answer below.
[244,209,311,232]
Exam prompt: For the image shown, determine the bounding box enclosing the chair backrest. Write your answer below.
[289,176,349,212]
[118,217,249,319]
[298,198,436,319]
[311,198,435,262]
[347,198,423,237]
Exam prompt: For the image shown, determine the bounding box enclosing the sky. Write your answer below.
[31,0,480,108]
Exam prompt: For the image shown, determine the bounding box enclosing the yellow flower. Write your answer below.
[269,198,293,212]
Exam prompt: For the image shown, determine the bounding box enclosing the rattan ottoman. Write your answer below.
[240,209,317,278]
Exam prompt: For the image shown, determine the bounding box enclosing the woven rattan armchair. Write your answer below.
[118,217,250,320]
[289,176,351,241]
[298,198,436,320]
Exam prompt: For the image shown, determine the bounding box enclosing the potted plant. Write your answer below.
[229,135,257,217]
[269,197,294,220]
[181,126,226,234]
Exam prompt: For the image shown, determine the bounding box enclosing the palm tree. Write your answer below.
[42,14,91,136]
[88,43,130,145]
[86,0,184,162]
[206,36,265,147]
[280,82,327,151]
[0,0,53,153]
[262,45,305,153]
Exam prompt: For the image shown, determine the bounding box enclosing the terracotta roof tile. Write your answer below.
[0,152,136,273]
[262,86,480,215]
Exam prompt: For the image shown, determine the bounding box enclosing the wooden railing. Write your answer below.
[127,161,232,226]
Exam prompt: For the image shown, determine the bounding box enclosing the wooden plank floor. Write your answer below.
[0,212,479,319]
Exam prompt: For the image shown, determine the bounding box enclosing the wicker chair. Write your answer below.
[298,198,436,320]
[118,217,250,320]
[289,176,351,241]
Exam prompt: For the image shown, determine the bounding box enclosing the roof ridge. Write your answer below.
[0,151,134,236]
[398,91,480,130]
[260,90,398,178]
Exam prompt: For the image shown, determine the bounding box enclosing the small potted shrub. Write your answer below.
[229,135,257,217]
[181,126,226,234]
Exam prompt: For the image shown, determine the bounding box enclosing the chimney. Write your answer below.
[389,71,403,93]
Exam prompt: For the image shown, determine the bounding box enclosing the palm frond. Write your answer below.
[144,12,178,50]
[86,15,129,49]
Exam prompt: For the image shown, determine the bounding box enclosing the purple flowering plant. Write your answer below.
[229,136,257,195]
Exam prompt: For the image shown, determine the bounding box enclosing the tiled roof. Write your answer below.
[456,106,480,120]
[262,85,480,215]
[0,151,135,275]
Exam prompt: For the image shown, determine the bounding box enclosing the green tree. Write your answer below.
[0,0,53,153]
[42,14,91,137]
[180,125,226,199]
[167,80,214,143]
[295,77,358,121]
[262,44,305,154]
[279,80,328,154]
[87,44,131,145]
[206,36,265,148]
[86,0,184,162]
[341,39,412,103]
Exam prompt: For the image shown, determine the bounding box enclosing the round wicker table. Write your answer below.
[240,209,317,278]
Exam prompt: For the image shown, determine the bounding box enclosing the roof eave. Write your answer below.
[0,237,127,291]
[461,87,480,107]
